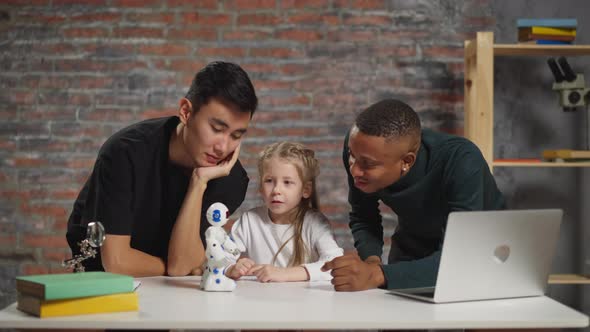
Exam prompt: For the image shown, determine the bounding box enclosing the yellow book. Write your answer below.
[528,26,576,36]
[17,291,138,318]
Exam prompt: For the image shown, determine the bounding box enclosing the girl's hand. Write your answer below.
[248,264,290,283]
[191,144,242,186]
[226,257,256,280]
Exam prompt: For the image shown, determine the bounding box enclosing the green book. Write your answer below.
[16,272,134,301]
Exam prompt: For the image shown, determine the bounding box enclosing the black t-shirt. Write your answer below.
[66,116,249,271]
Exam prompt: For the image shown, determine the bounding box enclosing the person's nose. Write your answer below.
[271,183,281,195]
[349,159,363,177]
[213,135,230,157]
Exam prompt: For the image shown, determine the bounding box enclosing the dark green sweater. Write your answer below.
[343,129,505,289]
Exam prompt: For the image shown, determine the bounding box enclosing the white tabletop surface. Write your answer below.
[0,275,588,330]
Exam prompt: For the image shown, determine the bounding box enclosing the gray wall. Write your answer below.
[492,0,590,323]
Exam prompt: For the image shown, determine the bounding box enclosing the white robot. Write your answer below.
[201,203,241,291]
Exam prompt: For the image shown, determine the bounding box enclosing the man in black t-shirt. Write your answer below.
[66,61,258,277]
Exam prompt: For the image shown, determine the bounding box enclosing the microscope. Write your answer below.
[547,56,590,111]
[544,56,590,161]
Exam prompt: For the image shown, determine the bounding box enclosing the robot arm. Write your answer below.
[221,236,241,259]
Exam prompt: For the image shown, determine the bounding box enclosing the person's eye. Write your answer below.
[264,178,273,183]
[231,133,243,140]
[348,155,355,165]
[348,149,355,158]
[211,125,223,133]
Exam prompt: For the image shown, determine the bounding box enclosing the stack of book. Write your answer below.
[517,18,577,45]
[16,272,138,318]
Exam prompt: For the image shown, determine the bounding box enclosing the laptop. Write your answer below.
[389,209,562,303]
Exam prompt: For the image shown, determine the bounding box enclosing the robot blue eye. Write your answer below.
[213,210,221,222]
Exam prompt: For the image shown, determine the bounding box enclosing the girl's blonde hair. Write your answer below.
[257,141,320,267]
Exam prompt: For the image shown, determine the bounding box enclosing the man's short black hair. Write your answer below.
[355,99,421,140]
[185,61,258,116]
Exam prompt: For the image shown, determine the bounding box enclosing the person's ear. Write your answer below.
[178,98,193,125]
[401,152,416,172]
[302,181,312,199]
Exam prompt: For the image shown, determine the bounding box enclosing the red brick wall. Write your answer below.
[0,0,494,285]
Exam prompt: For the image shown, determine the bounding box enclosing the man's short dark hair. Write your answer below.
[185,61,258,116]
[355,99,421,140]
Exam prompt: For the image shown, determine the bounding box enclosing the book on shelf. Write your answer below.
[16,272,134,301]
[518,26,577,37]
[518,39,573,45]
[517,18,578,28]
[17,291,139,318]
[543,149,590,161]
[518,31,576,42]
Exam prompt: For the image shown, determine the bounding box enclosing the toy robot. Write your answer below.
[200,202,241,291]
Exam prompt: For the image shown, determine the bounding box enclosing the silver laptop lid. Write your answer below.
[434,209,562,303]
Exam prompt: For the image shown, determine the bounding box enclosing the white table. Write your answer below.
[0,276,588,330]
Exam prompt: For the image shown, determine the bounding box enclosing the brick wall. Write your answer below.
[0,0,494,306]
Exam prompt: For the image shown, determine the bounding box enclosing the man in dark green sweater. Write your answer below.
[322,99,505,291]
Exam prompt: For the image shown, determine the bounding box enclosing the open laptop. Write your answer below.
[389,209,562,303]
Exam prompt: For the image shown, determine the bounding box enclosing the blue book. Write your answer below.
[535,39,572,45]
[517,18,577,28]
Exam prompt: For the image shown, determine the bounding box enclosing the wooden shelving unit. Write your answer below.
[464,32,590,285]
[464,31,590,171]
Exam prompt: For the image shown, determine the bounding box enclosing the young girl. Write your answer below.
[226,141,343,282]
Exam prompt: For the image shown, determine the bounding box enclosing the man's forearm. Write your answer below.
[167,179,207,276]
[103,247,166,277]
[380,251,442,289]
[349,209,384,260]
[351,227,384,259]
[366,257,386,288]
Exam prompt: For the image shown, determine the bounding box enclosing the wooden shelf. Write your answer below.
[494,44,590,56]
[464,32,590,172]
[548,274,590,284]
[464,32,590,289]
[494,161,590,167]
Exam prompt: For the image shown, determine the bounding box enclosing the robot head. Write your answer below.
[206,202,229,227]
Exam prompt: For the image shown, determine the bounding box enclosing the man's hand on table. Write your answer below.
[321,253,385,291]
